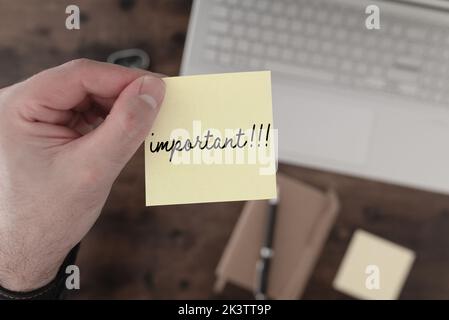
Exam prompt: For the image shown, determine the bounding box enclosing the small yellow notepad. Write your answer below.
[145,71,277,206]
[333,230,415,300]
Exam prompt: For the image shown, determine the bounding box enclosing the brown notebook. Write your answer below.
[215,173,339,299]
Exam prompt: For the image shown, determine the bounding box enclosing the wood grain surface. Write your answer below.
[1,0,448,299]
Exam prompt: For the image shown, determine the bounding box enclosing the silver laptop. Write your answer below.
[181,0,449,194]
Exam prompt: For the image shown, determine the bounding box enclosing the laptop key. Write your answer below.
[266,61,335,83]
[398,84,418,96]
[387,68,418,82]
[210,21,229,34]
[363,77,387,90]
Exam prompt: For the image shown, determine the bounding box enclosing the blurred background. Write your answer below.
[2,0,449,299]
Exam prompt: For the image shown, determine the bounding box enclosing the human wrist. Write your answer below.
[0,245,80,300]
[0,250,64,292]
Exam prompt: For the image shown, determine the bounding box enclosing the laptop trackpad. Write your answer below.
[277,95,374,166]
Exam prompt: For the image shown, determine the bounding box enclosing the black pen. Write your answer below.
[255,190,279,300]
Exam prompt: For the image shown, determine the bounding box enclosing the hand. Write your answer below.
[0,59,165,291]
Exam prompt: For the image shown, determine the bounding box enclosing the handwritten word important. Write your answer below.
[149,123,272,162]
[147,121,277,175]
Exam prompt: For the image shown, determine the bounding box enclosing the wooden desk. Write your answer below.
[1,0,448,299]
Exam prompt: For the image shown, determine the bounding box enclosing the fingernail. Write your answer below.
[139,94,158,109]
[138,76,165,108]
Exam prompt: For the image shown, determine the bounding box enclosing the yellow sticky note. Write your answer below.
[333,230,415,300]
[145,71,277,206]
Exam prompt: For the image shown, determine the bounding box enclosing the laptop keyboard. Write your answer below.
[203,0,449,105]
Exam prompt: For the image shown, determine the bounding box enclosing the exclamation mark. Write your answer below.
[265,123,270,147]
[250,124,256,147]
[258,124,263,147]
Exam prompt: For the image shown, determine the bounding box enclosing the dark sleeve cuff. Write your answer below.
[0,244,80,300]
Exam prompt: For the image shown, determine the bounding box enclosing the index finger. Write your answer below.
[15,59,154,111]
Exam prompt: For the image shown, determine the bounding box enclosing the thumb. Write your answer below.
[81,75,165,177]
